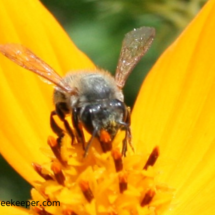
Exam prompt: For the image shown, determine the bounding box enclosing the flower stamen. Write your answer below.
[99,129,112,152]
[48,136,66,165]
[51,162,65,185]
[79,180,94,203]
[32,163,53,181]
[118,172,128,193]
[143,146,159,170]
[140,189,156,207]
[112,148,123,172]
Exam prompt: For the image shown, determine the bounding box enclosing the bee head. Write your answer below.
[79,99,127,138]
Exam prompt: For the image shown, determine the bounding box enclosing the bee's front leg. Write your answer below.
[72,108,86,150]
[50,103,75,145]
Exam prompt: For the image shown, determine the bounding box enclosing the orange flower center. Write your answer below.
[30,133,174,215]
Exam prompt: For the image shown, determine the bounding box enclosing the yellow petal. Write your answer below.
[0,0,95,185]
[132,0,215,214]
[0,204,28,215]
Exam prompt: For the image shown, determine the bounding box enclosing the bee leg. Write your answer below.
[122,130,128,156]
[50,110,64,137]
[63,117,76,145]
[53,103,76,145]
[121,107,133,156]
[83,128,98,157]
[72,108,86,150]
[122,126,133,156]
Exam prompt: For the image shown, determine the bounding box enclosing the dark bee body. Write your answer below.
[54,71,128,152]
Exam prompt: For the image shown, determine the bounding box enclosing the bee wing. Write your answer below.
[115,27,155,89]
[0,44,77,94]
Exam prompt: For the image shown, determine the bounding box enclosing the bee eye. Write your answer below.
[109,99,126,111]
[109,99,127,121]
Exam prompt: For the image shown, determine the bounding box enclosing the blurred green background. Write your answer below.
[0,0,206,204]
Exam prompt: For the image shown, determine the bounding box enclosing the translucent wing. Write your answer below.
[0,44,76,94]
[115,27,155,89]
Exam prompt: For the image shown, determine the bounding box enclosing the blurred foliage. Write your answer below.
[0,0,206,204]
[0,156,31,201]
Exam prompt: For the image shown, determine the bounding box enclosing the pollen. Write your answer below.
[30,134,174,215]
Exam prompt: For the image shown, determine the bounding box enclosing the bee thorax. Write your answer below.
[54,71,124,113]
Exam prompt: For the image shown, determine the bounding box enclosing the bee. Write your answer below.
[0,26,155,156]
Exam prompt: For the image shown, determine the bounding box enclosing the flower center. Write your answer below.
[30,133,174,215]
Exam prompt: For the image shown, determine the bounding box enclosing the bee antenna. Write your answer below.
[117,121,129,128]
[83,127,99,157]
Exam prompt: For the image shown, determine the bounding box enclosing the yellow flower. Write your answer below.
[0,0,215,214]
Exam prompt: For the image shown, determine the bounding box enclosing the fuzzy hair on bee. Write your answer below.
[54,70,124,107]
